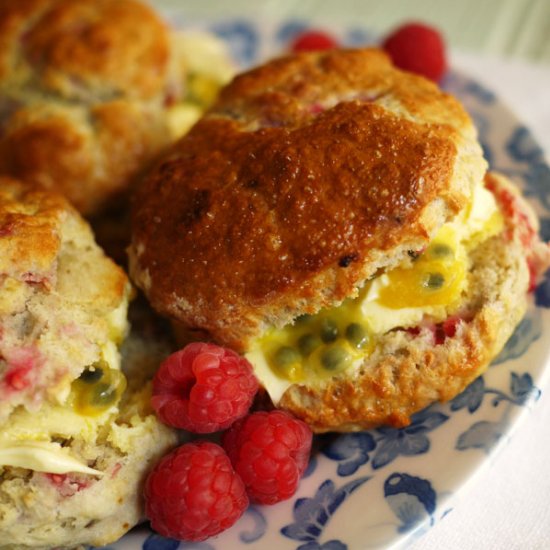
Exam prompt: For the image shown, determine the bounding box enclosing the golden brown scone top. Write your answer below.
[0,175,64,282]
[0,0,173,100]
[130,48,487,351]
[0,100,169,216]
[0,175,127,302]
[0,0,181,216]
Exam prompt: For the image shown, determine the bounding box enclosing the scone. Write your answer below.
[0,179,177,548]
[0,176,130,421]
[129,48,550,432]
[0,307,177,550]
[0,0,232,216]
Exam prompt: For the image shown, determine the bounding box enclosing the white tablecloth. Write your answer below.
[406,53,550,550]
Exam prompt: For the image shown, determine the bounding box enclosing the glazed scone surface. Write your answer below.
[130,48,487,351]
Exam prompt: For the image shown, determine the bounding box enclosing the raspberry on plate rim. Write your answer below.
[222,410,313,505]
[382,22,448,82]
[290,29,339,52]
[145,441,248,542]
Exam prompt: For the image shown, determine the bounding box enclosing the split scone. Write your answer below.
[0,0,233,216]
[0,179,177,548]
[129,49,550,432]
[0,176,130,421]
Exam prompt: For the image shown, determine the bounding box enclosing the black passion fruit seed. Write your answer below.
[298,333,322,356]
[320,319,339,343]
[321,346,349,371]
[430,244,454,259]
[345,323,369,348]
[72,368,127,416]
[423,272,445,290]
[79,360,109,383]
[91,383,117,407]
[274,346,300,367]
[295,314,313,324]
[79,366,104,384]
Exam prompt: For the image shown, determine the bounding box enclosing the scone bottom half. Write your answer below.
[129,48,550,433]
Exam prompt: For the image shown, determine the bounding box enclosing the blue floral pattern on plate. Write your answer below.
[106,14,550,550]
[281,477,371,549]
[384,473,436,533]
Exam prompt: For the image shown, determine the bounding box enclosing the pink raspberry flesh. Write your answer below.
[145,442,248,541]
[382,22,447,81]
[222,410,313,505]
[151,342,259,433]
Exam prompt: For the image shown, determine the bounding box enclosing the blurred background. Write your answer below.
[155,0,550,154]
[157,0,550,63]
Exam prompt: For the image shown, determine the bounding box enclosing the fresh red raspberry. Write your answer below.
[382,22,447,81]
[222,410,312,505]
[290,30,338,52]
[145,442,248,541]
[152,342,259,433]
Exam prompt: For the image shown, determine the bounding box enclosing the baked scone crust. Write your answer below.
[0,0,182,215]
[278,173,549,432]
[0,177,130,420]
[130,48,487,351]
[0,0,172,100]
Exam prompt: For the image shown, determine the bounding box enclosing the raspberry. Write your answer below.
[433,315,463,345]
[382,22,447,81]
[152,342,259,433]
[145,442,248,541]
[290,30,338,53]
[46,473,90,497]
[222,410,312,504]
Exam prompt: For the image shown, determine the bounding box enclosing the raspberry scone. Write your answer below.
[129,48,550,432]
[0,0,233,216]
[0,179,177,548]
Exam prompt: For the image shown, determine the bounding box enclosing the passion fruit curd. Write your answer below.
[246,181,505,404]
[70,362,127,417]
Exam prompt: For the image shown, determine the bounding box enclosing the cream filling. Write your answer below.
[0,293,129,475]
[0,405,117,476]
[0,442,103,476]
[247,181,503,404]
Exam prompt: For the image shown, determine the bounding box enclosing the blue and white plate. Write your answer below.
[108,15,550,550]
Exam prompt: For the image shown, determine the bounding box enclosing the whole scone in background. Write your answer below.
[0,0,186,216]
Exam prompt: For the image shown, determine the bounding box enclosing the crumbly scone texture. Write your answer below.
[278,173,550,432]
[0,0,185,215]
[0,177,130,421]
[130,48,487,352]
[0,388,177,550]
[0,298,178,550]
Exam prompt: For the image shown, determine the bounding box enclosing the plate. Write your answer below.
[107,14,550,550]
